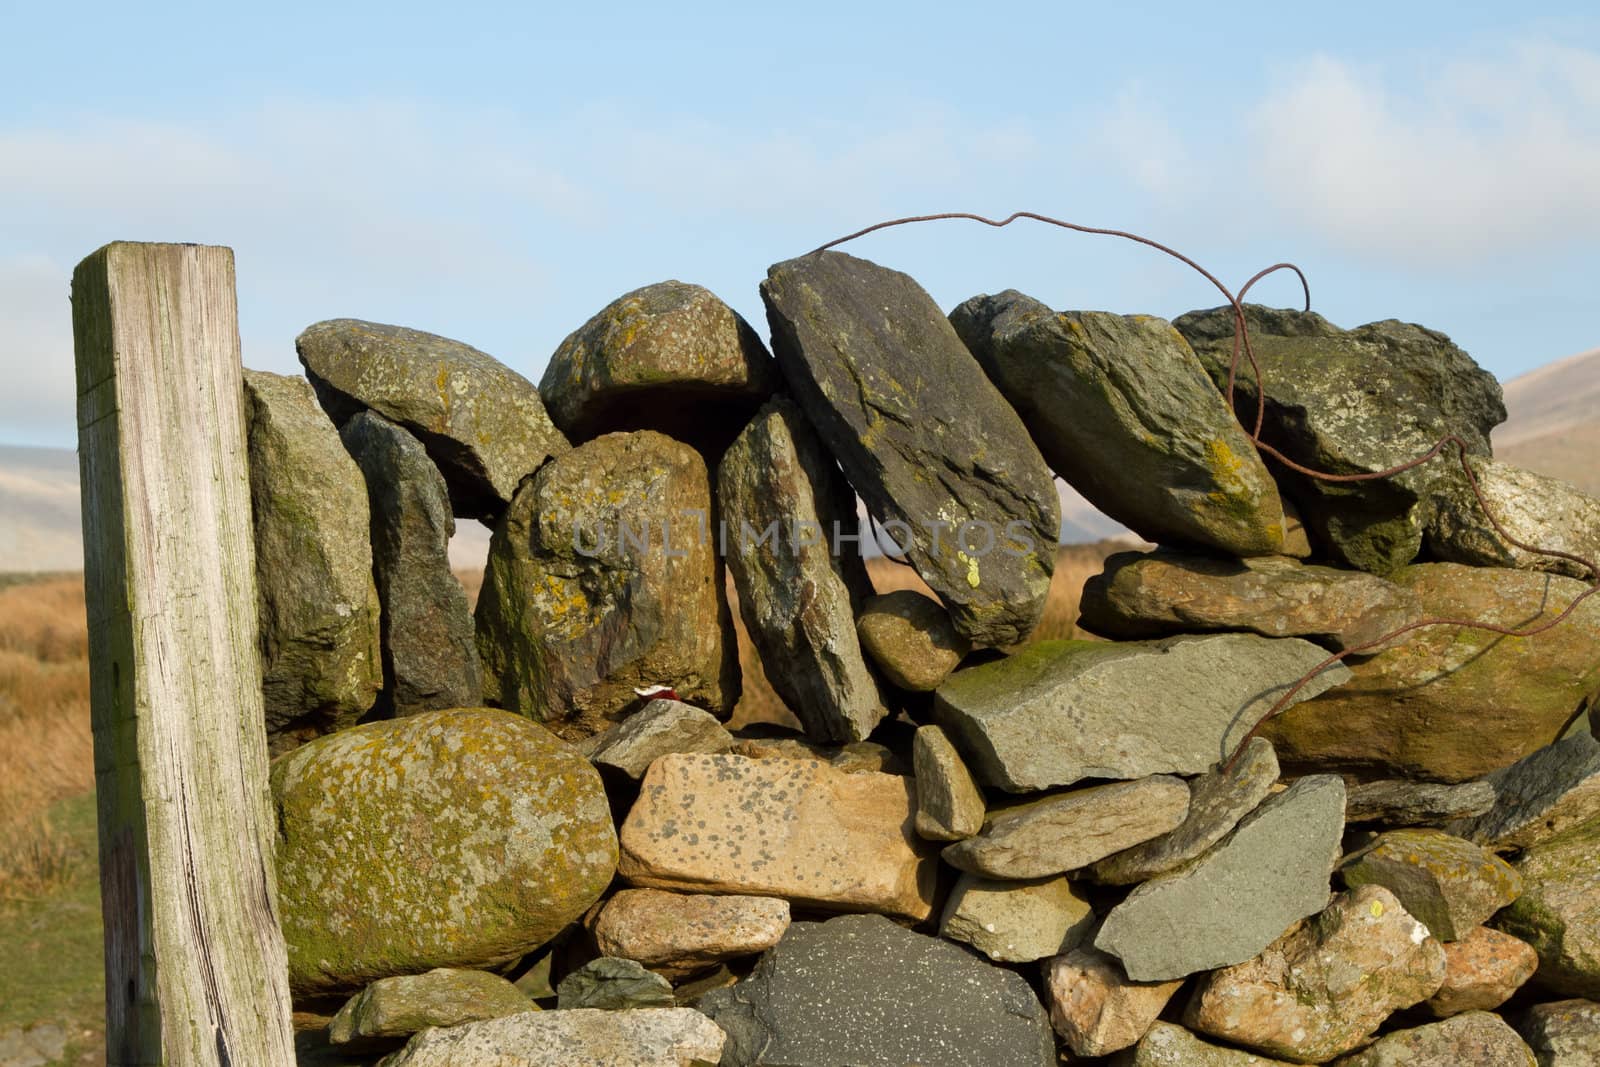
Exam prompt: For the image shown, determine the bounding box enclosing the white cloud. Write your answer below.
[1250,43,1600,265]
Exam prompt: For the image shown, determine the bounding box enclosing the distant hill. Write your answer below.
[0,445,83,573]
[1495,347,1600,495]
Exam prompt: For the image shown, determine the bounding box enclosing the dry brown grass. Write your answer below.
[0,576,94,906]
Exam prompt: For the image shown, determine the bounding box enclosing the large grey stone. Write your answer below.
[933,634,1348,792]
[1113,1023,1298,1066]
[375,1008,726,1067]
[699,913,1055,1067]
[1338,829,1522,941]
[1518,999,1600,1067]
[329,968,533,1049]
[580,699,734,781]
[1495,817,1600,997]
[1090,738,1279,885]
[718,397,885,741]
[1329,1011,1535,1066]
[761,251,1061,647]
[1096,775,1346,981]
[1079,550,1422,652]
[950,290,1285,555]
[1428,456,1600,580]
[474,430,739,739]
[539,280,778,449]
[1346,779,1497,827]
[272,708,618,997]
[940,873,1095,963]
[1453,733,1600,849]
[340,411,481,715]
[943,776,1190,879]
[1175,304,1505,575]
[243,369,381,752]
[298,318,569,519]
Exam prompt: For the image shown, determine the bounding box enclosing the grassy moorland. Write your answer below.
[0,541,1121,1063]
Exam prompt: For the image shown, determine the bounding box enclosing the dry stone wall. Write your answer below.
[239,257,1600,1065]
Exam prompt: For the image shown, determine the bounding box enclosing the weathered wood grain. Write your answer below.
[72,242,295,1066]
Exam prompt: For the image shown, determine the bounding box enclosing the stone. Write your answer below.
[1346,779,1497,827]
[1096,775,1346,981]
[617,753,936,920]
[1174,304,1505,575]
[1043,944,1184,1057]
[592,889,790,980]
[1078,550,1422,652]
[1329,1011,1536,1066]
[582,699,734,781]
[857,590,970,692]
[1113,1023,1299,1066]
[272,708,618,996]
[940,873,1095,963]
[950,290,1285,555]
[934,634,1348,792]
[943,776,1190,879]
[375,1008,726,1067]
[474,431,739,738]
[762,252,1061,646]
[298,317,569,519]
[1428,456,1600,580]
[912,724,985,841]
[556,957,676,1011]
[0,1025,68,1067]
[1338,829,1523,941]
[329,968,534,1048]
[1495,817,1600,997]
[727,733,907,775]
[1262,563,1600,781]
[1184,885,1447,1062]
[1453,733,1600,849]
[699,913,1055,1067]
[718,397,884,741]
[243,369,382,753]
[1423,926,1539,1016]
[340,411,481,715]
[1518,999,1600,1067]
[539,280,779,448]
[1091,738,1279,885]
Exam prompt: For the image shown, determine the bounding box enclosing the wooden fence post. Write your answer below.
[72,242,296,1066]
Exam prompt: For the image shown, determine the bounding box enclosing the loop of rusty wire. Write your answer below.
[810,211,1600,776]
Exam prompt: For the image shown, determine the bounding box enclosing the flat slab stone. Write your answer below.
[1043,944,1184,1057]
[1090,738,1279,885]
[1096,775,1346,981]
[1423,926,1538,1017]
[1346,779,1496,827]
[376,1007,726,1066]
[912,724,986,841]
[943,776,1190,879]
[617,753,937,920]
[940,873,1094,963]
[1517,999,1600,1067]
[1118,1023,1299,1066]
[592,889,790,980]
[330,968,533,1049]
[1495,817,1600,998]
[1328,1011,1535,1066]
[581,699,734,781]
[298,317,569,519]
[699,913,1055,1067]
[1453,733,1600,849]
[1339,828,1523,941]
[934,634,1348,792]
[762,251,1061,647]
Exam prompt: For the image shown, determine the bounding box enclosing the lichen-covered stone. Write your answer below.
[699,913,1055,1067]
[1264,563,1600,781]
[912,724,986,841]
[857,590,971,692]
[475,430,738,738]
[1043,944,1184,1057]
[1090,738,1279,885]
[298,317,569,519]
[943,776,1190,879]
[556,957,676,1011]
[329,968,533,1049]
[1097,776,1346,981]
[1338,829,1523,941]
[1174,304,1505,575]
[1079,550,1422,652]
[617,753,937,920]
[1346,779,1496,828]
[1428,456,1600,580]
[1495,817,1600,997]
[243,369,381,752]
[934,634,1347,792]
[272,708,618,996]
[375,1008,726,1067]
[340,411,481,715]
[941,873,1094,963]
[1517,999,1600,1067]
[718,397,884,741]
[1184,885,1447,1063]
[762,252,1061,647]
[951,291,1284,555]
[581,699,734,781]
[1115,1023,1299,1066]
[1423,926,1538,1016]
[1453,733,1600,849]
[592,889,790,980]
[539,280,778,449]
[1329,1011,1535,1066]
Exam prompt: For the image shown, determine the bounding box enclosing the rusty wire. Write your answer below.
[808,211,1600,775]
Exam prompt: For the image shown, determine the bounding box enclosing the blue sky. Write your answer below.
[3,1,1598,447]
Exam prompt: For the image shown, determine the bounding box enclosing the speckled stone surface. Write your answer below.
[1427,456,1600,580]
[272,708,618,996]
[1114,1022,1298,1065]
[1338,828,1523,941]
[1328,1011,1535,1066]
[1517,999,1600,1066]
[1423,926,1538,1017]
[617,753,936,920]
[1043,944,1184,1057]
[375,1007,726,1066]
[940,873,1094,963]
[700,913,1055,1066]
